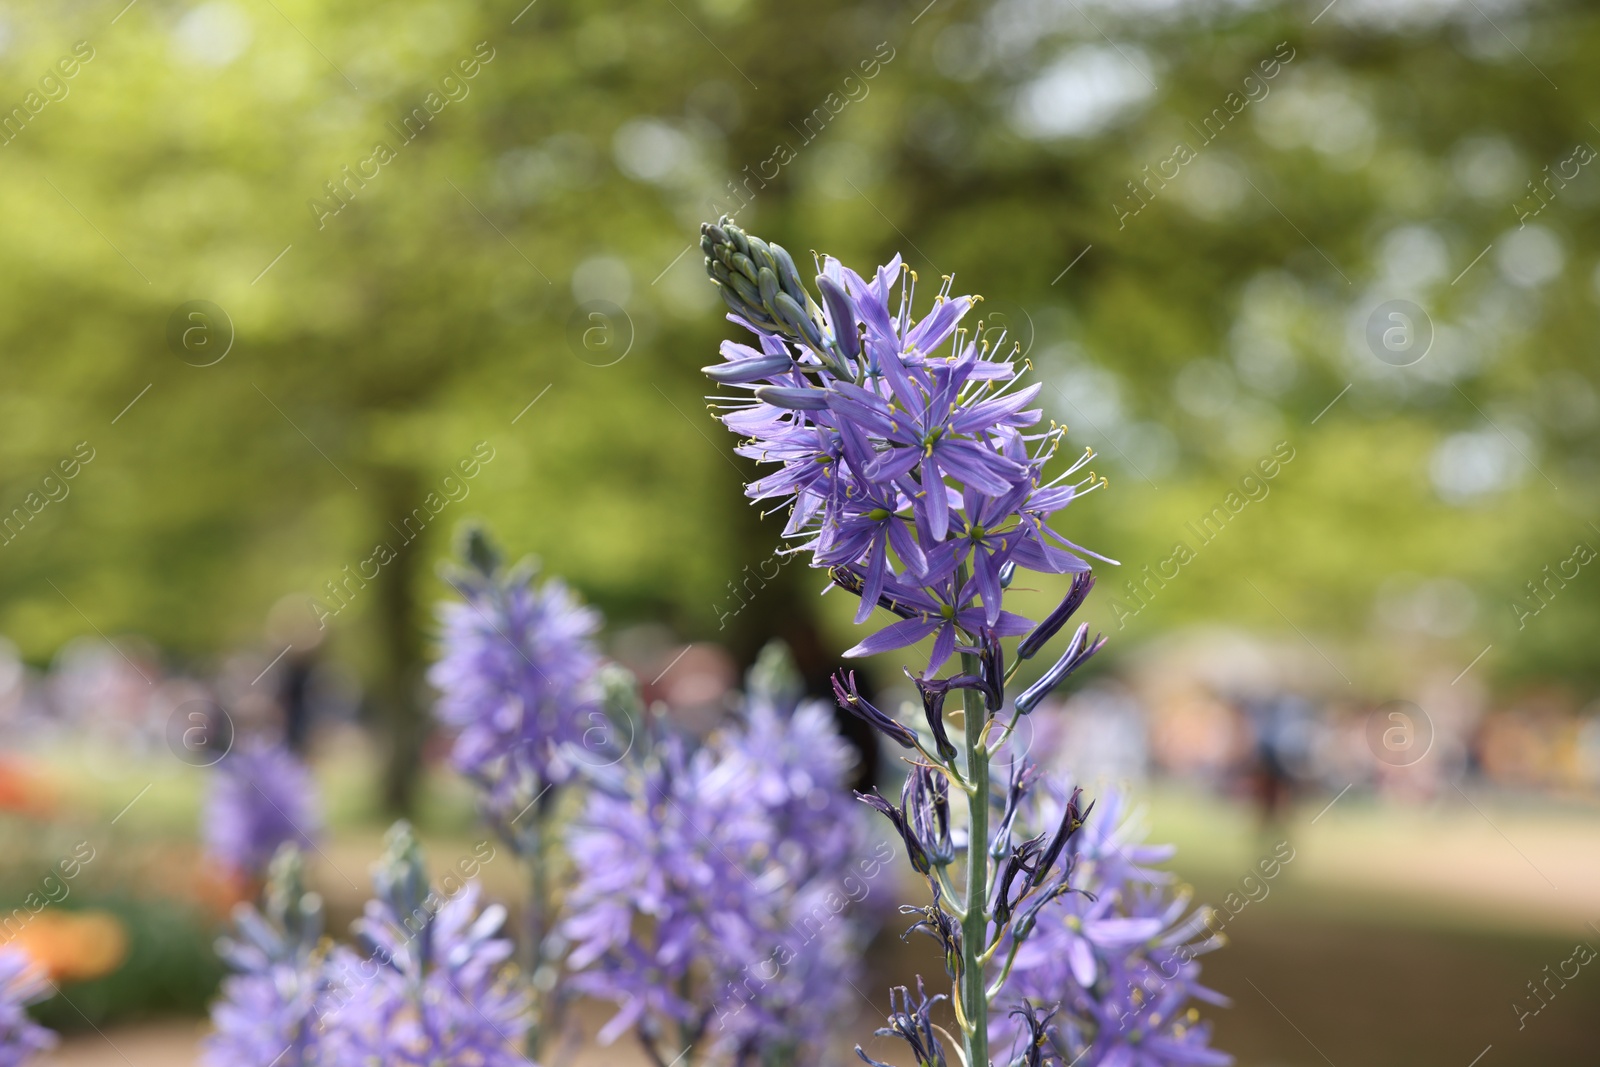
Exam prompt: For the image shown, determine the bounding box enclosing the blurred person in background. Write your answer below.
[265,595,330,757]
[1241,692,1315,833]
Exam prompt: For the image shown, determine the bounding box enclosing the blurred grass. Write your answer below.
[26,730,480,839]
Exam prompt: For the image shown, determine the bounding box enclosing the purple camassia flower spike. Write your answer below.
[429,525,602,828]
[204,741,321,881]
[320,823,531,1067]
[429,525,607,1059]
[699,218,1106,676]
[700,219,1226,1067]
[204,846,329,1067]
[0,947,54,1067]
[564,644,875,1067]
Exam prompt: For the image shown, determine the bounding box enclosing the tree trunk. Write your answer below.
[372,467,428,816]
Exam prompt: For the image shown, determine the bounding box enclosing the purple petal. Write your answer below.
[974,550,1003,627]
[934,439,1024,497]
[844,616,940,658]
[856,540,890,625]
[921,453,949,541]
[1141,1037,1235,1065]
[904,295,972,354]
[926,622,958,675]
[1068,934,1097,987]
[950,383,1043,434]
[1085,917,1163,947]
[866,445,922,484]
[886,517,927,576]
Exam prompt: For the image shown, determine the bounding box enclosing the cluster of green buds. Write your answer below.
[217,843,325,973]
[460,522,503,583]
[702,216,883,386]
[263,845,324,953]
[370,821,434,972]
[700,216,823,349]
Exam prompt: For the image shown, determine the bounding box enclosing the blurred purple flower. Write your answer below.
[320,825,531,1067]
[563,646,874,1066]
[0,948,53,1067]
[204,847,328,1067]
[429,532,602,823]
[205,964,326,1067]
[204,742,321,880]
[205,831,530,1067]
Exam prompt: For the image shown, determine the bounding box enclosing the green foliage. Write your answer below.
[20,894,226,1030]
[0,0,1593,703]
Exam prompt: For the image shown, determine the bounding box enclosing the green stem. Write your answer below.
[959,656,990,1067]
[523,820,556,1063]
[985,935,1025,1001]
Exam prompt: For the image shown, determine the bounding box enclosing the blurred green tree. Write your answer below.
[0,0,1595,807]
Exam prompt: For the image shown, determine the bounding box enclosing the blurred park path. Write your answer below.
[1144,785,1600,935]
[1297,799,1600,932]
[40,1021,203,1067]
[37,1005,664,1067]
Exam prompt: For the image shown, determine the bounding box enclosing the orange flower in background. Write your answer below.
[193,863,256,918]
[6,911,128,983]
[0,758,56,818]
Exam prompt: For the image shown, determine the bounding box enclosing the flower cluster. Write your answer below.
[207,537,882,1067]
[203,847,328,1067]
[320,824,530,1067]
[429,525,602,827]
[204,829,529,1067]
[0,947,54,1067]
[429,526,610,1059]
[987,785,1229,1067]
[701,219,1228,1067]
[563,645,875,1067]
[699,219,1105,674]
[204,741,322,881]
